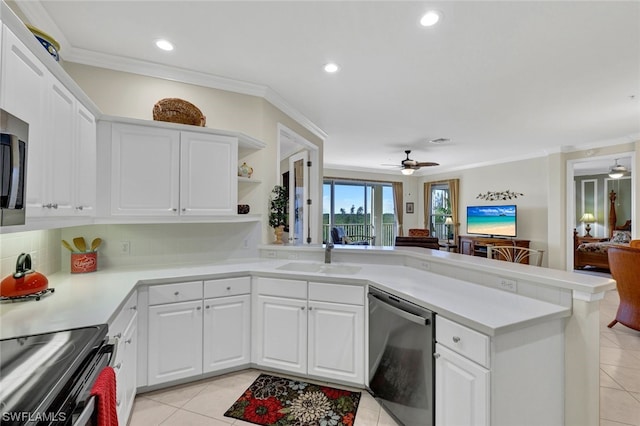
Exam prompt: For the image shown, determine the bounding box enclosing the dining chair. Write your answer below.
[486,245,544,266]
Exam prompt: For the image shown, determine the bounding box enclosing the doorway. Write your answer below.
[277,124,320,245]
[566,152,635,270]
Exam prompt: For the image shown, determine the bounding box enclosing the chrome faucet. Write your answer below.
[325,242,334,264]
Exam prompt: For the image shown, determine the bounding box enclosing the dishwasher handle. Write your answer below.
[368,293,431,326]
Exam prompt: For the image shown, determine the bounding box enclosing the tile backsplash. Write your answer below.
[60,222,261,272]
[0,229,62,278]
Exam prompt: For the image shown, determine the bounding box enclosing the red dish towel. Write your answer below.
[90,366,119,426]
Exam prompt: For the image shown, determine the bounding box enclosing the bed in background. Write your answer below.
[573,190,632,271]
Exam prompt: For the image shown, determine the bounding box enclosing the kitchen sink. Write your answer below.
[276,262,361,275]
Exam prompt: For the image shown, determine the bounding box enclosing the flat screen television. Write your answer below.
[467,204,517,238]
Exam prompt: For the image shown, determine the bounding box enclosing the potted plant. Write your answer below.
[269,185,288,244]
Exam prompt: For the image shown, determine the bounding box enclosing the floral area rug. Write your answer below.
[224,373,361,426]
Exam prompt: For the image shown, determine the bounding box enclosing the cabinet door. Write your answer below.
[203,294,250,373]
[116,312,137,425]
[435,343,490,426]
[0,27,48,214]
[46,79,75,215]
[308,300,364,384]
[111,124,180,216]
[180,132,238,215]
[74,104,96,215]
[254,295,307,375]
[147,300,203,385]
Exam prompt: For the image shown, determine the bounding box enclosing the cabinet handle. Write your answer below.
[301,306,305,311]
[226,286,231,291]
[174,291,180,296]
[205,305,210,309]
[75,206,84,211]
[452,336,461,343]
[171,208,177,212]
[308,306,313,311]
[434,353,441,359]
[196,306,201,310]
[125,338,132,344]
[130,305,137,311]
[114,333,122,339]
[116,400,121,407]
[181,208,187,212]
[115,362,122,370]
[51,203,58,209]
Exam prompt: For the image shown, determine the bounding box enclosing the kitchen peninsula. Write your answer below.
[0,246,613,426]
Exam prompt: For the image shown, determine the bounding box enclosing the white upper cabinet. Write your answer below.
[104,120,252,221]
[0,26,47,214]
[0,25,96,221]
[110,123,180,216]
[180,131,237,215]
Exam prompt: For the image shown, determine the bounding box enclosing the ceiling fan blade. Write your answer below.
[416,161,439,167]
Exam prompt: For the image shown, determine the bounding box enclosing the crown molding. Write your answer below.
[14,0,327,141]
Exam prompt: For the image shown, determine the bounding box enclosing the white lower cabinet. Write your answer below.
[203,294,251,372]
[253,277,365,385]
[148,300,204,385]
[142,277,252,387]
[108,291,138,426]
[434,315,564,426]
[435,343,489,426]
[255,294,308,374]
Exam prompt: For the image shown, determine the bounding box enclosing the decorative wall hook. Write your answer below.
[476,190,524,201]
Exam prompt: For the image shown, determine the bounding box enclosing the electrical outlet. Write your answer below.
[288,253,299,260]
[265,250,277,258]
[421,261,430,270]
[243,239,249,249]
[119,241,130,255]
[499,278,517,292]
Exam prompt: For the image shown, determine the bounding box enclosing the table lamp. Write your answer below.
[444,217,454,243]
[579,213,595,237]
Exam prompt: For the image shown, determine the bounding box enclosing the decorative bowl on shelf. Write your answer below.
[152,98,206,126]
[237,204,250,214]
[26,24,60,61]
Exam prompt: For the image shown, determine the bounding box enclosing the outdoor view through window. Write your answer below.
[323,180,395,245]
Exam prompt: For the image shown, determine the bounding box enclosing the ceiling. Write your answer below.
[15,1,640,176]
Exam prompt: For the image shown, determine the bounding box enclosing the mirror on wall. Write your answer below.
[277,124,320,245]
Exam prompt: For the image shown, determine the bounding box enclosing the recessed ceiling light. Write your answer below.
[155,39,174,51]
[420,10,441,27]
[324,63,340,73]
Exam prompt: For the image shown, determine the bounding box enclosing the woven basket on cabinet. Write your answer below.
[152,98,206,126]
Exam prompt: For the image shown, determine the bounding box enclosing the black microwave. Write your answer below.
[0,110,28,226]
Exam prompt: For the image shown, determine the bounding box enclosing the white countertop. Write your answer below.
[0,254,577,339]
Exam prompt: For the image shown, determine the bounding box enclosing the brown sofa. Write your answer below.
[394,236,440,250]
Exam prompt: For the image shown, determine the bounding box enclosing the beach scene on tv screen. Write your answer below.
[467,205,516,236]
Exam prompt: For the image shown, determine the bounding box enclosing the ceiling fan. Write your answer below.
[394,150,439,175]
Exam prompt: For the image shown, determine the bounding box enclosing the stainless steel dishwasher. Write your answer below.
[368,286,435,426]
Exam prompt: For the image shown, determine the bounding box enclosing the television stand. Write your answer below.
[458,235,531,263]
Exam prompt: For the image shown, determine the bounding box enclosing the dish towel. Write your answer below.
[90,366,119,426]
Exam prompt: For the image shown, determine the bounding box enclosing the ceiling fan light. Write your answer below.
[608,160,627,179]
[401,168,414,175]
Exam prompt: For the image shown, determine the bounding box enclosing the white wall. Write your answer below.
[418,157,550,259]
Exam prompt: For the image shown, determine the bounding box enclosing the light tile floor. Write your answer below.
[599,289,640,426]
[128,289,639,426]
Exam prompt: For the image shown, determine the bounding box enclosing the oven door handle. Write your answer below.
[108,335,119,367]
[368,293,430,326]
[73,395,95,426]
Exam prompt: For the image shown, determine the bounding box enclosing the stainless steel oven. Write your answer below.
[368,287,435,426]
[0,324,115,425]
[0,109,29,227]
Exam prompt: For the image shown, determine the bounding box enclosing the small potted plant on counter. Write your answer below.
[269,185,288,244]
